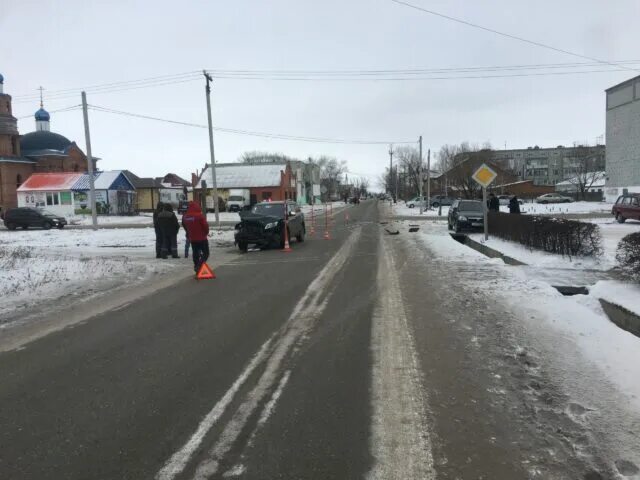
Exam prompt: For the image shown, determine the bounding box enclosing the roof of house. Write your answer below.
[195,163,286,189]
[20,131,72,154]
[122,170,162,189]
[71,171,135,191]
[17,172,84,192]
[556,171,606,188]
[162,173,191,186]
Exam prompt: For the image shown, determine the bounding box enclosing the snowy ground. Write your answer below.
[68,202,344,226]
[0,228,235,325]
[404,221,640,461]
[392,200,612,218]
[393,203,449,217]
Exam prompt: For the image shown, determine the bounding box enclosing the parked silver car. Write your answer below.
[535,193,573,204]
[406,196,427,208]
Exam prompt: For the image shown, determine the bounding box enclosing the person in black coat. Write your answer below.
[152,202,164,258]
[509,195,522,214]
[488,193,500,212]
[157,203,180,259]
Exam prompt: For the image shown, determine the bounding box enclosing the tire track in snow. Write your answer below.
[367,235,436,480]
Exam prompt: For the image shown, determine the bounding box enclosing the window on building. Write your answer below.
[60,192,72,205]
[261,191,272,200]
[16,174,22,188]
[46,192,60,206]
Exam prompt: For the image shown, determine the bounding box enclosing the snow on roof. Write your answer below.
[196,163,285,189]
[17,173,84,192]
[556,171,606,187]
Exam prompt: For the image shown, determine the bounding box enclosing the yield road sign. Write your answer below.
[472,163,498,188]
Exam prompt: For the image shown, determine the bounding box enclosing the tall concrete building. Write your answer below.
[605,75,640,201]
[490,145,605,187]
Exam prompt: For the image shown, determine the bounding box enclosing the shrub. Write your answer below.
[487,212,602,258]
[616,232,640,281]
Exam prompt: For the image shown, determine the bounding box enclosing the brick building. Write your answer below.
[0,74,95,211]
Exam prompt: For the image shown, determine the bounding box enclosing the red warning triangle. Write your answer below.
[196,262,216,280]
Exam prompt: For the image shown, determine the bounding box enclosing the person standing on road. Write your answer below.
[182,201,210,272]
[488,193,500,212]
[157,204,180,259]
[153,201,164,258]
[509,195,522,214]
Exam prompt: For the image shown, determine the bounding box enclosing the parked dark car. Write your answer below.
[430,195,455,208]
[3,207,67,230]
[612,193,640,223]
[448,200,484,232]
[234,201,305,251]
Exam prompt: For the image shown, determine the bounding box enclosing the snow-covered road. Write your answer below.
[396,220,640,477]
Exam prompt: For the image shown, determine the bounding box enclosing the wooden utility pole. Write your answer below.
[204,71,220,228]
[81,92,97,229]
[426,149,431,210]
[418,136,424,214]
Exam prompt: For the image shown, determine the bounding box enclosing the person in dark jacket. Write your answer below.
[157,203,180,259]
[509,195,522,214]
[488,193,500,212]
[152,202,164,258]
[182,201,210,272]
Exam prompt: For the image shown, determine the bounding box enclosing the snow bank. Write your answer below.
[513,201,612,215]
[393,204,449,217]
[590,281,640,318]
[418,227,640,410]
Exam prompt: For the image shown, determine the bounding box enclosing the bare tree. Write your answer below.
[313,156,348,200]
[239,151,296,163]
[567,144,605,200]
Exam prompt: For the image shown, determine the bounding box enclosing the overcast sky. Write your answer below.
[2,0,639,187]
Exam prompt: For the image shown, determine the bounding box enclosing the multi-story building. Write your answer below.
[490,145,605,186]
[605,75,640,201]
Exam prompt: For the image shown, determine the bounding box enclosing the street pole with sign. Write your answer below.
[471,163,498,241]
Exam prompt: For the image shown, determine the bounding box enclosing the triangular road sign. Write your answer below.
[196,262,216,280]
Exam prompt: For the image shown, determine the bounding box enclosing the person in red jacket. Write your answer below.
[181,201,210,272]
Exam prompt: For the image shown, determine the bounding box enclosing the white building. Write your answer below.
[605,75,640,201]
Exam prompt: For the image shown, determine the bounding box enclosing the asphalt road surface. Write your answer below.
[0,199,636,479]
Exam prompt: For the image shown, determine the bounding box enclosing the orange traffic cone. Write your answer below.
[323,229,331,240]
[282,226,293,253]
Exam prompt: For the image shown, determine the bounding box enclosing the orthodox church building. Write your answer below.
[0,73,95,210]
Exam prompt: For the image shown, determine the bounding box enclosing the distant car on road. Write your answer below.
[2,207,67,230]
[498,195,524,206]
[535,193,573,204]
[234,200,305,252]
[430,195,455,208]
[448,200,484,233]
[406,196,426,208]
[612,193,640,223]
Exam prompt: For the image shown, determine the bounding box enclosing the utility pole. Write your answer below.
[81,91,97,230]
[395,165,399,204]
[388,144,394,201]
[418,136,424,214]
[204,71,220,228]
[426,149,431,210]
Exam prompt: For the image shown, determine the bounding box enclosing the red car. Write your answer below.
[612,194,640,223]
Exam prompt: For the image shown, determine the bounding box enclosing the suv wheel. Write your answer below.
[408,203,414,208]
[21,225,28,230]
[42,222,52,230]
[238,241,248,252]
[296,226,305,243]
[454,221,461,233]
[6,222,17,231]
[432,202,439,208]
[616,213,626,224]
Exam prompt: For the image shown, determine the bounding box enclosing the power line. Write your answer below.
[11,75,201,105]
[389,0,639,73]
[206,68,628,81]
[16,104,82,119]
[12,71,201,101]
[88,105,415,145]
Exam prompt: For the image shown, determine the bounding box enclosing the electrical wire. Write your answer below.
[388,0,639,73]
[87,105,415,145]
[11,71,201,101]
[206,68,627,81]
[16,104,82,119]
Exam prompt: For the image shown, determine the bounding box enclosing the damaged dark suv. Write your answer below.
[234,200,305,252]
